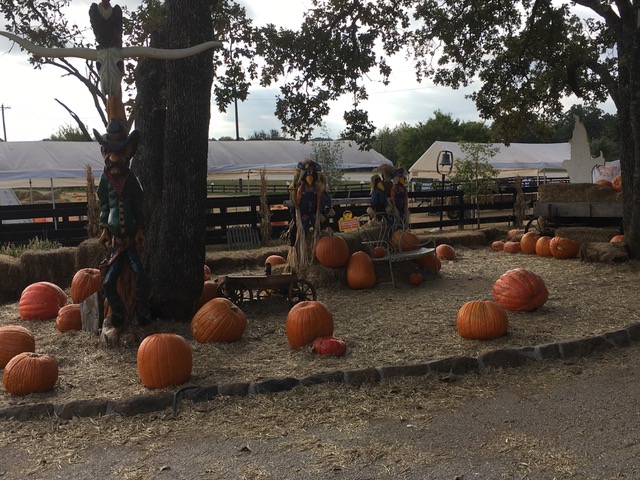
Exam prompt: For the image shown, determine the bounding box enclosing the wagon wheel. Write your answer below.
[288,279,317,306]
[524,216,556,236]
[218,280,251,306]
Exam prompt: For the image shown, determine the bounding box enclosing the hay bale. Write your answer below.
[579,242,628,263]
[206,244,289,274]
[555,227,619,244]
[538,183,623,203]
[0,254,26,300]
[75,238,105,269]
[19,248,77,289]
[417,230,488,247]
[300,264,347,289]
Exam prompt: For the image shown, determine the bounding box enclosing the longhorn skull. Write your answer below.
[0,31,222,97]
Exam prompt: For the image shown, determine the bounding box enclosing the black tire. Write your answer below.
[288,280,317,306]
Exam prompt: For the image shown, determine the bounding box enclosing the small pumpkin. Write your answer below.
[2,352,59,395]
[610,234,625,243]
[0,325,36,368]
[456,300,509,340]
[204,264,212,281]
[502,241,521,254]
[315,235,350,268]
[372,246,387,258]
[519,232,540,255]
[70,268,102,303]
[286,301,334,349]
[137,333,192,389]
[408,271,423,286]
[535,236,553,257]
[492,268,549,312]
[549,236,580,259]
[416,252,441,272]
[19,282,68,320]
[491,241,505,251]
[390,230,421,252]
[191,298,248,343]
[507,229,524,240]
[197,280,219,309]
[612,175,622,192]
[346,251,377,289]
[265,254,286,267]
[311,336,347,356]
[56,304,82,333]
[436,244,455,260]
[595,179,612,187]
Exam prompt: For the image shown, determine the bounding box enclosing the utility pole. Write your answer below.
[0,104,10,141]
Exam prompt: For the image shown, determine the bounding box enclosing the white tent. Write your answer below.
[409,141,570,179]
[0,140,392,187]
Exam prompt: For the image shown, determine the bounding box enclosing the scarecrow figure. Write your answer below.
[390,168,410,229]
[96,119,153,343]
[367,174,388,219]
[295,160,323,233]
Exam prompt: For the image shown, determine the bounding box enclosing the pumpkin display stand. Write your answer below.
[100,264,157,348]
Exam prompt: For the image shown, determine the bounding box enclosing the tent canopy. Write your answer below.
[0,140,392,183]
[409,141,570,179]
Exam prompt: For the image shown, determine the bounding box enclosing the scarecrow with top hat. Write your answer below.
[95,118,153,338]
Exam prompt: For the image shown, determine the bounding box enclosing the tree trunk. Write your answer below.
[134,0,214,321]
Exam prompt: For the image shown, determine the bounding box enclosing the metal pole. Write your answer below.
[439,173,445,229]
[0,104,10,141]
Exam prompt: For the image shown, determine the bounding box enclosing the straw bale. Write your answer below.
[19,248,77,289]
[206,244,289,275]
[300,264,347,289]
[75,238,105,269]
[579,242,628,263]
[0,254,26,300]
[555,227,620,244]
[417,229,488,247]
[538,183,623,203]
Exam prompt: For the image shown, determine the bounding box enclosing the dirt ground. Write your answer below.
[1,242,639,478]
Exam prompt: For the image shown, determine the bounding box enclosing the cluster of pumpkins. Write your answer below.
[491,230,583,259]
[314,231,456,288]
[595,175,622,192]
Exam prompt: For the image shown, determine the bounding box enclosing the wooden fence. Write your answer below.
[0,187,536,247]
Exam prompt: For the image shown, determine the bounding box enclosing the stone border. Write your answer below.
[2,322,638,421]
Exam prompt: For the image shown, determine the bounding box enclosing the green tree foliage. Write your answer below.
[247,129,289,140]
[44,124,88,142]
[310,126,344,192]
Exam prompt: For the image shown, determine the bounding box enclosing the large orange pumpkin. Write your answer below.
[0,325,35,368]
[56,304,82,333]
[285,301,334,349]
[502,241,520,253]
[346,251,376,289]
[519,232,540,255]
[315,235,350,268]
[416,252,441,272]
[137,333,192,389]
[456,300,509,340]
[436,244,456,260]
[3,352,59,395]
[549,236,580,259]
[612,175,622,192]
[191,297,248,343]
[19,282,68,320]
[70,268,102,303]
[265,255,286,267]
[390,230,421,252]
[535,236,553,257]
[492,268,549,312]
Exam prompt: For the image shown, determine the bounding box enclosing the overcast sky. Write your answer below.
[0,0,610,142]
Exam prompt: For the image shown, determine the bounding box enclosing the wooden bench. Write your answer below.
[363,240,435,288]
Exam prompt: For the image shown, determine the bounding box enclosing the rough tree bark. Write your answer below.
[133,0,215,321]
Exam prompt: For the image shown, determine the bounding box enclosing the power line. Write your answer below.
[0,104,10,142]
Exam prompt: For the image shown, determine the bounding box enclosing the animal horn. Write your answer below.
[0,31,98,60]
[121,41,223,60]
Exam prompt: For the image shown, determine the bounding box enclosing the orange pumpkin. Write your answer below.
[612,175,622,192]
[595,179,612,187]
[56,304,82,333]
[535,236,553,257]
[492,268,549,312]
[456,300,509,340]
[2,352,59,395]
[346,251,376,289]
[416,252,441,272]
[503,241,520,253]
[436,244,455,260]
[507,229,524,240]
[390,230,421,252]
[315,236,350,268]
[137,333,192,389]
[197,280,219,309]
[19,282,67,321]
[519,232,540,255]
[610,234,625,243]
[191,298,248,343]
[70,268,102,303]
[549,236,580,259]
[491,241,505,251]
[408,271,423,286]
[204,265,212,281]
[265,255,286,266]
[285,301,334,349]
[0,325,35,368]
[372,246,387,258]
